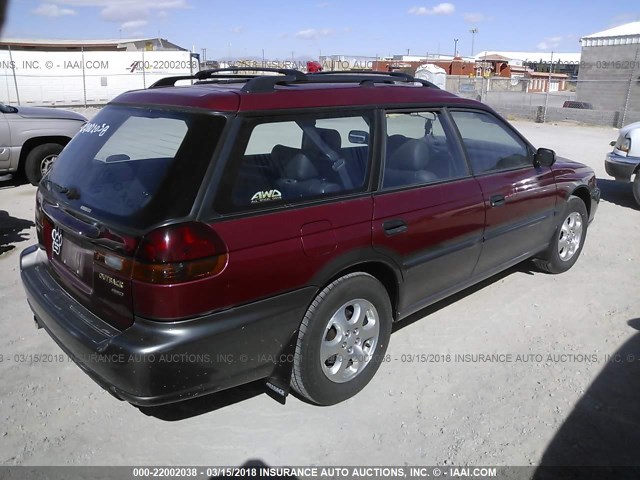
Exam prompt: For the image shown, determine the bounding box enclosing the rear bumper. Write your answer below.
[589,186,600,224]
[605,152,639,181]
[20,245,314,406]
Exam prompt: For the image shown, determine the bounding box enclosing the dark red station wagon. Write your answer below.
[20,69,600,406]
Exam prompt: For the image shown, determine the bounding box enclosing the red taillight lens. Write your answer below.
[35,190,44,245]
[133,222,227,284]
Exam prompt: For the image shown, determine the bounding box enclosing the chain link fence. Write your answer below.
[444,75,640,127]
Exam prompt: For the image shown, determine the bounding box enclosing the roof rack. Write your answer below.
[149,67,438,92]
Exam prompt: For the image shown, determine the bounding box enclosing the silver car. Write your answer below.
[605,121,640,206]
[0,103,87,185]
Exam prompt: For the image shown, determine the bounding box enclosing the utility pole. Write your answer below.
[621,46,640,127]
[454,38,459,57]
[543,51,554,123]
[469,28,478,56]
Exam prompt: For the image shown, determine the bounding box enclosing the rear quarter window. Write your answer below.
[214,112,373,213]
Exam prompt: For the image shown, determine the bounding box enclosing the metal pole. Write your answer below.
[543,51,553,123]
[470,28,478,56]
[81,47,87,108]
[141,49,146,88]
[621,46,639,127]
[7,45,19,105]
[481,51,487,102]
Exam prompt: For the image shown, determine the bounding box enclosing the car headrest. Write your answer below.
[387,138,431,170]
[302,128,342,159]
[271,144,300,165]
[284,153,319,181]
[386,134,408,153]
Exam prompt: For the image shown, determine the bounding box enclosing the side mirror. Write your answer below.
[348,130,369,145]
[534,147,556,167]
[610,140,617,147]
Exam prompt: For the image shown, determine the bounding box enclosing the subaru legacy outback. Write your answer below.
[20,68,600,406]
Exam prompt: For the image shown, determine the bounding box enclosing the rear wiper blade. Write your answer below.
[44,179,80,199]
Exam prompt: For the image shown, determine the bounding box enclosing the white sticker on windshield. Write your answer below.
[80,122,110,136]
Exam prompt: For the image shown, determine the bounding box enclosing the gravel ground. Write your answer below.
[0,120,638,469]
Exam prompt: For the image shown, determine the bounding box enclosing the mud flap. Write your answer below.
[264,330,298,405]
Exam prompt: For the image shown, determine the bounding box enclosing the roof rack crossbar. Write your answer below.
[195,67,306,81]
[149,74,255,89]
[149,68,306,89]
[148,75,198,88]
[241,74,304,93]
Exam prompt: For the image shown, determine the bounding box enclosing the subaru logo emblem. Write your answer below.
[51,227,63,256]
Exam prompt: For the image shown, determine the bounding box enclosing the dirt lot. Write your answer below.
[0,120,638,469]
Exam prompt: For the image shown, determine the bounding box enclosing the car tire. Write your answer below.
[533,195,588,274]
[633,172,640,207]
[25,143,63,186]
[291,272,392,405]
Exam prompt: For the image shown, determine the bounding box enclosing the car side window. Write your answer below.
[215,113,372,213]
[450,111,532,174]
[383,111,468,189]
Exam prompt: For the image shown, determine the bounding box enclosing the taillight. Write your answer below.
[618,136,631,154]
[35,190,44,245]
[132,222,228,284]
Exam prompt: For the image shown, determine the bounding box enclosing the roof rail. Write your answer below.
[310,70,439,89]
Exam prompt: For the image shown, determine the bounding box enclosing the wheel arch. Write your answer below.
[327,261,401,321]
[17,136,71,175]
[307,249,403,322]
[571,185,592,217]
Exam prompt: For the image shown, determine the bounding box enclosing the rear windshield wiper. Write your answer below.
[45,179,81,200]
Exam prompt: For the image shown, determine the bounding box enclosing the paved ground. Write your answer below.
[0,120,638,469]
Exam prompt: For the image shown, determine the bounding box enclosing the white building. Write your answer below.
[0,38,198,106]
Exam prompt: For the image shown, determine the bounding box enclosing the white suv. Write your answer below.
[605,121,640,205]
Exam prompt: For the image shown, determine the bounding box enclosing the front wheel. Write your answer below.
[291,272,392,405]
[633,173,640,206]
[533,195,588,274]
[25,143,63,186]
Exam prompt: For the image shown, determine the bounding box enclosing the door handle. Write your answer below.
[490,195,506,207]
[383,219,408,236]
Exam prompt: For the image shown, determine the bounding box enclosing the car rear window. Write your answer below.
[46,105,226,230]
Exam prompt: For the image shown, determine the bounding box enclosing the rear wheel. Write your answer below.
[633,173,640,206]
[291,272,392,405]
[25,143,63,186]
[533,195,588,274]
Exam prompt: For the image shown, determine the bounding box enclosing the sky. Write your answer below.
[2,0,640,60]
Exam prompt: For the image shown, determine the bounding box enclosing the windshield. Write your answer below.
[46,105,226,230]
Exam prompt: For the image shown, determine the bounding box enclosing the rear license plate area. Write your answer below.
[50,225,94,290]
